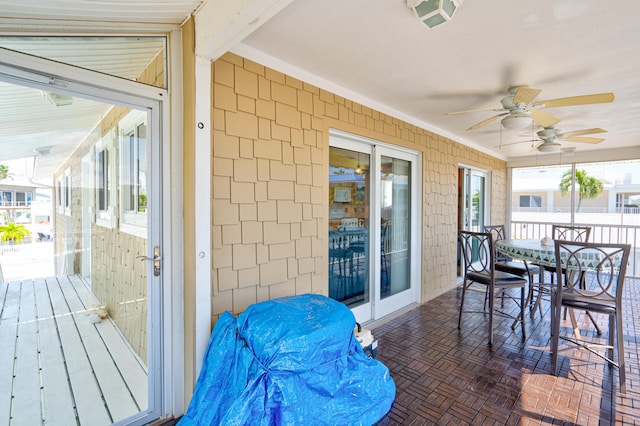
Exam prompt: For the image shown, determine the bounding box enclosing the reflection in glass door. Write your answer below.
[328,146,370,307]
[458,167,488,232]
[457,166,489,276]
[329,133,420,323]
[379,155,411,300]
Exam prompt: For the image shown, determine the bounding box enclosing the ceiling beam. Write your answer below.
[194,0,294,61]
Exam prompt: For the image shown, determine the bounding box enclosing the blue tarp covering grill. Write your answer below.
[179,294,395,425]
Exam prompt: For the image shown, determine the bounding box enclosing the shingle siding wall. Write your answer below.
[211,52,506,321]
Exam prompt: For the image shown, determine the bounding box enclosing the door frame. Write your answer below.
[329,129,421,323]
[0,41,183,424]
[458,163,491,233]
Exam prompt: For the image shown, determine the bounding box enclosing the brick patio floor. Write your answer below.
[373,277,640,425]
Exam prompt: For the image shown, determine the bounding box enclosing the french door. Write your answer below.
[329,131,420,323]
[458,166,489,232]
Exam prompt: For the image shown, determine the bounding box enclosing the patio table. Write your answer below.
[495,238,623,339]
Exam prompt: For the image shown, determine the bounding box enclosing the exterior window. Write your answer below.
[119,110,147,236]
[519,195,541,208]
[97,149,110,211]
[57,169,71,215]
[95,130,116,228]
[1,191,12,207]
[64,169,71,215]
[15,191,32,207]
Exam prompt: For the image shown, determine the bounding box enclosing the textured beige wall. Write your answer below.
[210,52,506,321]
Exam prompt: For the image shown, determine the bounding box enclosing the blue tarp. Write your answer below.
[179,294,395,425]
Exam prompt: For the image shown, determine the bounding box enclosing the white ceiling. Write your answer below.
[236,0,640,163]
[0,0,638,174]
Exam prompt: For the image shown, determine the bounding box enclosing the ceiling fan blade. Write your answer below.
[513,87,541,105]
[563,136,604,144]
[533,93,615,109]
[494,139,536,148]
[467,113,506,130]
[445,107,505,115]
[559,128,607,138]
[529,109,560,127]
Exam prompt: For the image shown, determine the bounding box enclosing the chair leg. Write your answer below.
[520,286,526,341]
[488,285,494,346]
[458,280,468,329]
[585,311,602,335]
[615,313,627,394]
[550,294,561,376]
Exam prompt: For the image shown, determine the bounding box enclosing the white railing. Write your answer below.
[510,221,639,277]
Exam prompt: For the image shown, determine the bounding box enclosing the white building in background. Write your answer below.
[512,161,640,217]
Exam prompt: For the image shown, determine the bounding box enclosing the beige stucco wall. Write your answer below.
[210,52,506,322]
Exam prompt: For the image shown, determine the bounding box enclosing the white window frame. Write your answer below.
[56,168,71,215]
[56,177,63,213]
[119,109,148,237]
[64,168,71,215]
[95,129,117,228]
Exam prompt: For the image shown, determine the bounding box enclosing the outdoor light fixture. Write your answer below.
[407,0,462,28]
[42,90,73,107]
[501,112,533,129]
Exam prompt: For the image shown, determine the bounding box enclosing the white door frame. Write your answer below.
[330,129,421,324]
[458,163,491,232]
[0,42,182,424]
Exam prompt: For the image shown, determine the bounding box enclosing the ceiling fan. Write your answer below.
[498,126,607,153]
[446,85,615,131]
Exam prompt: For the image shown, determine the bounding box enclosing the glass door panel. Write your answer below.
[380,155,410,299]
[470,172,485,232]
[328,146,370,308]
[457,167,489,275]
[0,64,160,425]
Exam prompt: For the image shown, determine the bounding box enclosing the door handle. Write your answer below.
[136,246,161,276]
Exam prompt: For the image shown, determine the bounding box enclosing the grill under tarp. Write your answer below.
[179,294,395,425]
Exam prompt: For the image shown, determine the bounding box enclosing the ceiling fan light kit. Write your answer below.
[407,0,462,28]
[501,113,533,129]
[446,86,615,134]
[536,142,562,153]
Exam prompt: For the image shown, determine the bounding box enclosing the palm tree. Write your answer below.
[0,222,31,246]
[0,164,10,181]
[559,169,604,212]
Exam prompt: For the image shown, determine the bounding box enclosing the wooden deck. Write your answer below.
[0,275,147,425]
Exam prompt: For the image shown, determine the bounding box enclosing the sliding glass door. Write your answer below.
[329,131,420,323]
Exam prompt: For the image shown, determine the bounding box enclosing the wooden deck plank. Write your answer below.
[0,281,19,425]
[46,276,113,426]
[33,277,78,426]
[95,318,148,407]
[56,276,140,423]
[11,280,44,425]
[0,279,8,310]
[67,275,148,407]
[3,275,150,425]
